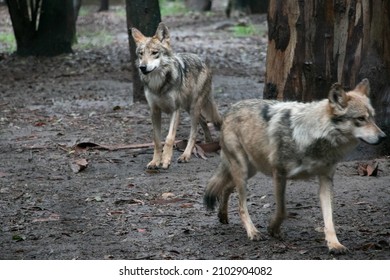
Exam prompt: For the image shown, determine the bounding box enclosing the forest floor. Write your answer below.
[0,2,389,260]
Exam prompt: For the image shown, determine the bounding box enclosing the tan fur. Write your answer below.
[204,79,386,254]
[131,23,222,169]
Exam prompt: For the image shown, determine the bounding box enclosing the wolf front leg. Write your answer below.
[147,107,163,169]
[318,174,348,254]
[161,110,180,169]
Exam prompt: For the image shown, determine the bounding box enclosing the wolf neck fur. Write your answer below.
[141,55,182,95]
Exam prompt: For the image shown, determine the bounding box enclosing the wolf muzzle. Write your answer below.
[139,65,153,75]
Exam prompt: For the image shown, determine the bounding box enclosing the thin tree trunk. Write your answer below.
[264,0,390,157]
[126,0,161,103]
[98,0,109,12]
[226,0,268,17]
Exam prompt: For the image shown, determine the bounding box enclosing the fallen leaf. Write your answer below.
[162,192,175,200]
[193,144,207,159]
[85,195,104,202]
[12,234,26,242]
[357,161,378,176]
[70,158,88,173]
[180,203,193,208]
[108,210,125,215]
[34,121,46,127]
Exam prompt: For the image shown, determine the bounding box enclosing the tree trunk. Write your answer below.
[226,0,268,17]
[6,0,75,56]
[98,0,109,12]
[264,0,390,157]
[126,0,161,103]
[185,0,212,12]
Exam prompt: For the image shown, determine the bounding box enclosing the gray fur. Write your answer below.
[204,79,386,254]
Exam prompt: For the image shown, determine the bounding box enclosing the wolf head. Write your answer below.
[328,79,386,145]
[131,23,172,75]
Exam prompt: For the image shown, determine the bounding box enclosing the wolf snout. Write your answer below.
[139,65,149,74]
[377,131,387,144]
[362,130,387,145]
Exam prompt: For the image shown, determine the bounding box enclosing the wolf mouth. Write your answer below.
[139,65,155,75]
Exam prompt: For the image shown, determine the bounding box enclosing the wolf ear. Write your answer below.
[328,83,349,110]
[155,22,170,45]
[131,27,146,44]
[354,78,370,96]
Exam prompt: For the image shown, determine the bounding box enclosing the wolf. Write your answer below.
[204,79,386,254]
[131,23,222,169]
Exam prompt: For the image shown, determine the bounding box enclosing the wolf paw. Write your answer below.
[146,161,160,169]
[218,212,229,224]
[248,230,264,241]
[267,226,284,240]
[177,154,190,163]
[328,243,349,255]
[161,161,171,169]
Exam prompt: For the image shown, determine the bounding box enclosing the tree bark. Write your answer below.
[126,0,161,103]
[264,0,390,157]
[6,0,75,56]
[185,0,212,12]
[98,0,109,12]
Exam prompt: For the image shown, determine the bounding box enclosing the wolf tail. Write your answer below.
[204,152,232,210]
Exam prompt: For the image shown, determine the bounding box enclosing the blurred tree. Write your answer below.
[264,0,390,157]
[185,0,211,12]
[98,0,109,12]
[126,0,161,103]
[226,0,268,17]
[6,0,76,56]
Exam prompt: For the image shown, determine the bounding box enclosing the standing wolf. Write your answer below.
[204,79,386,254]
[131,23,222,169]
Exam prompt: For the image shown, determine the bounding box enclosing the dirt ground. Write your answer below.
[0,3,389,260]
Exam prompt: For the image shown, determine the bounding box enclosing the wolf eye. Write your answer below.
[151,51,159,56]
[356,116,366,122]
[138,50,144,56]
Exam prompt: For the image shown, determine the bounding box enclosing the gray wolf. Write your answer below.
[131,23,222,169]
[204,79,386,254]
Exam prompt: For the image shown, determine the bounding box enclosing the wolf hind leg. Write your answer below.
[318,174,348,254]
[178,97,204,163]
[199,115,213,143]
[218,183,235,224]
[204,156,235,224]
[202,96,223,130]
[224,148,262,240]
[268,170,287,239]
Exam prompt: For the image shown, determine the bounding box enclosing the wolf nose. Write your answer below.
[379,131,387,142]
[139,65,148,74]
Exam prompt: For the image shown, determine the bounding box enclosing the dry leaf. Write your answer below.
[162,192,175,199]
[70,158,88,173]
[357,161,378,176]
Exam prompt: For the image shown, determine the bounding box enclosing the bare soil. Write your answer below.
[0,4,389,260]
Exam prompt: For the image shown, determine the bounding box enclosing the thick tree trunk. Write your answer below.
[126,0,161,103]
[264,0,390,157]
[7,0,75,56]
